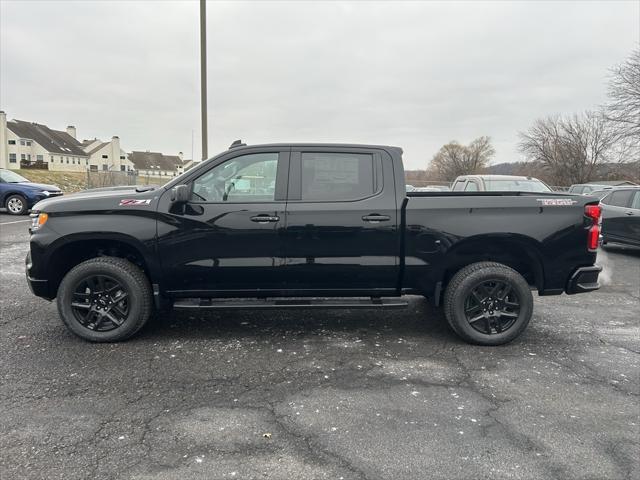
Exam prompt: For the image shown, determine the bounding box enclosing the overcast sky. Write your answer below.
[1,1,638,169]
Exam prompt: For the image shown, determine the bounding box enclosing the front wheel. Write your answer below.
[443,262,533,346]
[5,194,27,215]
[56,257,152,342]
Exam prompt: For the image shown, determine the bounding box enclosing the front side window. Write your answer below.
[192,152,279,203]
[300,152,378,201]
[603,190,634,207]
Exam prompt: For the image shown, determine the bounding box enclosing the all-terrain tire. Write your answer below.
[443,261,533,346]
[56,256,152,342]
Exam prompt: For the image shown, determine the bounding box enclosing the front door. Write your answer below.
[157,149,289,294]
[281,148,400,293]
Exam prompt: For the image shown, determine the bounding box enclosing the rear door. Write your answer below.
[624,191,640,244]
[282,147,400,293]
[601,189,635,243]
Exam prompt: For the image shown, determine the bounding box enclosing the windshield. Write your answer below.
[0,170,30,183]
[483,179,551,192]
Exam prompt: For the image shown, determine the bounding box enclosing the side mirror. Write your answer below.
[170,184,190,204]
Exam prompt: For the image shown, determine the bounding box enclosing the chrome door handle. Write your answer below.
[362,214,390,223]
[250,215,280,223]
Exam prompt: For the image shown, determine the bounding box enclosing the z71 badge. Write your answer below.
[119,199,152,206]
[536,198,577,206]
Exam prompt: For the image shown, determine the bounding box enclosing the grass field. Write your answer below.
[13,169,174,193]
[16,169,87,193]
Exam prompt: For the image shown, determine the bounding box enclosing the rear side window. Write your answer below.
[602,190,634,207]
[452,181,466,191]
[300,152,380,201]
[632,192,640,210]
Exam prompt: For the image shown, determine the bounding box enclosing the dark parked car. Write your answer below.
[568,182,637,195]
[600,187,640,247]
[0,169,62,215]
[26,142,602,345]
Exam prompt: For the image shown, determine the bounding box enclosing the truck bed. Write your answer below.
[402,191,598,298]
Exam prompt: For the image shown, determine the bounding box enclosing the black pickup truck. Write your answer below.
[26,142,602,345]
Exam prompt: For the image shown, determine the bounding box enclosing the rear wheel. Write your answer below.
[5,194,27,215]
[443,262,533,345]
[56,257,152,342]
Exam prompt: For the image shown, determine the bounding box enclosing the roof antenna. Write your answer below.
[229,139,246,149]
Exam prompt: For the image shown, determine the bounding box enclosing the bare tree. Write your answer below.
[518,111,620,186]
[428,136,495,180]
[606,48,640,152]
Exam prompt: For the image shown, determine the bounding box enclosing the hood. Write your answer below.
[15,181,61,192]
[33,186,163,213]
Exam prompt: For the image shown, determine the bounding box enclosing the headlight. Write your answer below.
[30,212,48,231]
[40,190,51,196]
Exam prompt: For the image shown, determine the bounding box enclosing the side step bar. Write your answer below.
[173,297,408,310]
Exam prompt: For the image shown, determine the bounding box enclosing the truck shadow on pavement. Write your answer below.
[139,296,461,345]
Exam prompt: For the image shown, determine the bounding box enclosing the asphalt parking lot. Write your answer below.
[1,212,638,480]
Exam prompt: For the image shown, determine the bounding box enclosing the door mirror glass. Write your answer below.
[170,184,191,204]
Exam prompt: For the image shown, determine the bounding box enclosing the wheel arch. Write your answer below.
[433,233,545,303]
[44,233,160,298]
[4,190,28,205]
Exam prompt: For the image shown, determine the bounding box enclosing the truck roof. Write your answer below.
[224,141,403,154]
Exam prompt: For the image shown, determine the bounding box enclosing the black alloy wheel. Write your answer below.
[463,279,520,335]
[70,274,130,332]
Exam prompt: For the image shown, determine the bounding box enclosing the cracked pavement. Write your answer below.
[1,213,639,479]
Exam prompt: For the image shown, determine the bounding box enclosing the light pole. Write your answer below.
[200,0,208,161]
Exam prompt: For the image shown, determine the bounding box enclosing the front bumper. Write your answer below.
[565,265,602,294]
[25,251,52,300]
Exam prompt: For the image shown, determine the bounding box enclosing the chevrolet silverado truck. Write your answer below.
[26,142,602,345]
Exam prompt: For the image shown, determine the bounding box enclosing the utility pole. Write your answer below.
[200,0,208,161]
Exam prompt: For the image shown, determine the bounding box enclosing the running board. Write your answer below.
[173,297,408,310]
